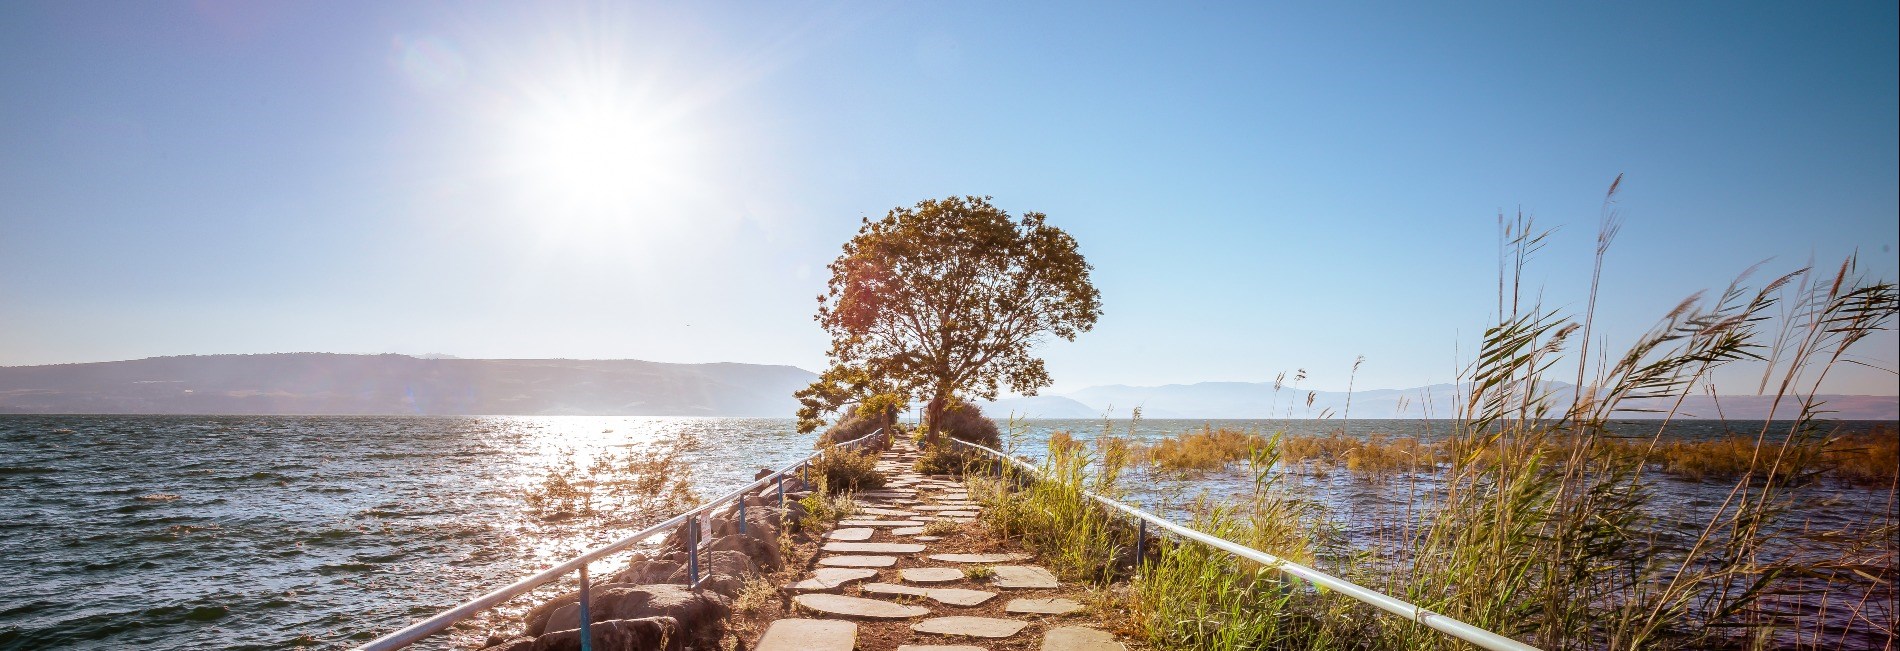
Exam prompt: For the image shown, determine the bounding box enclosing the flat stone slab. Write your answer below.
[915,535,944,541]
[858,507,919,517]
[825,527,874,541]
[793,593,931,620]
[912,616,1028,638]
[862,582,997,607]
[838,520,927,527]
[933,510,979,517]
[914,505,980,511]
[990,565,1059,589]
[901,567,966,583]
[757,618,856,651]
[894,645,986,651]
[787,567,878,591]
[823,542,926,554]
[1006,597,1084,615]
[1041,626,1127,650]
[929,553,1032,563]
[818,555,898,567]
[892,526,927,535]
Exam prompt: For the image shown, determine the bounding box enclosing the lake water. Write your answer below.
[1,416,1891,649]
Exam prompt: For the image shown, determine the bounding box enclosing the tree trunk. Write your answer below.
[923,393,948,447]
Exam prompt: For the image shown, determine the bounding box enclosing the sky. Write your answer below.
[1,1,1896,396]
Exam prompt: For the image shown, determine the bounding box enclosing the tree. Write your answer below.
[796,195,1102,444]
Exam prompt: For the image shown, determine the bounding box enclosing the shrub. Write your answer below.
[933,399,1001,447]
[808,448,886,493]
[816,398,898,448]
[915,442,985,475]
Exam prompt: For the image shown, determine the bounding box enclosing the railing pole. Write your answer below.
[777,474,785,507]
[1135,518,1147,569]
[577,565,593,651]
[738,497,747,535]
[686,515,699,589]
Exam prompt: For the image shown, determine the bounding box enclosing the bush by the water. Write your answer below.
[915,442,985,475]
[816,397,899,448]
[932,399,1001,447]
[808,448,886,493]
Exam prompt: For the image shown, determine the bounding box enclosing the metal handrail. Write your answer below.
[355,428,888,651]
[950,438,1541,651]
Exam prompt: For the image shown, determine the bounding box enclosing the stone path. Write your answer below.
[754,438,1128,651]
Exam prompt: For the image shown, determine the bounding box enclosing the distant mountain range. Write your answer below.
[983,382,1899,421]
[2,354,1892,420]
[0,354,816,416]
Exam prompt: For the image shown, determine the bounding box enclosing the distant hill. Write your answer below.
[0,354,817,416]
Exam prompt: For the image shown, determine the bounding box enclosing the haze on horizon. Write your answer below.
[1,2,1895,396]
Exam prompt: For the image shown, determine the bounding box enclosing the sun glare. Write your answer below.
[517,101,660,213]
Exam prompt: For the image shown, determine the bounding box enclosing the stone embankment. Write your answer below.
[477,463,819,651]
[477,438,1130,651]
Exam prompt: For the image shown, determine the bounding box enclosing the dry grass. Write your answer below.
[1138,426,1266,473]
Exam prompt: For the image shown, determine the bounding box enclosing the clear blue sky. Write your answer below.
[2,1,1895,395]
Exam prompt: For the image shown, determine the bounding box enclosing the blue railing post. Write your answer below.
[578,565,593,651]
[777,474,785,508]
[686,515,699,588]
[1135,518,1147,569]
[738,497,747,535]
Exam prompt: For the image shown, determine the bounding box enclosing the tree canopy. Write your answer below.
[795,195,1101,441]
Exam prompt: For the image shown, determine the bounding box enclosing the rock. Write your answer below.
[541,585,728,648]
[710,507,781,542]
[610,558,683,586]
[824,527,874,541]
[528,616,682,651]
[893,646,985,651]
[900,567,965,583]
[477,637,534,651]
[1006,597,1084,615]
[817,555,898,567]
[755,618,856,651]
[932,510,979,517]
[522,590,581,637]
[860,583,997,607]
[892,526,927,535]
[704,534,781,570]
[989,565,1059,589]
[792,593,930,619]
[928,553,1031,563]
[821,542,925,553]
[1040,626,1127,650]
[910,616,1028,638]
[785,567,878,592]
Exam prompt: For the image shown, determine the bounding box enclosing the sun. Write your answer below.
[511,94,676,217]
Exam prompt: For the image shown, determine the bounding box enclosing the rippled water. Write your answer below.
[0,416,821,650]
[1,416,1891,650]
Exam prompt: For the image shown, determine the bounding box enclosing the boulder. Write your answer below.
[541,585,727,648]
[611,557,685,586]
[704,534,781,570]
[528,616,682,651]
[523,590,581,637]
[477,636,534,651]
[709,506,782,543]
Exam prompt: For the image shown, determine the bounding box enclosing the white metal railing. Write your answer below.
[950,438,1541,651]
[354,428,887,651]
